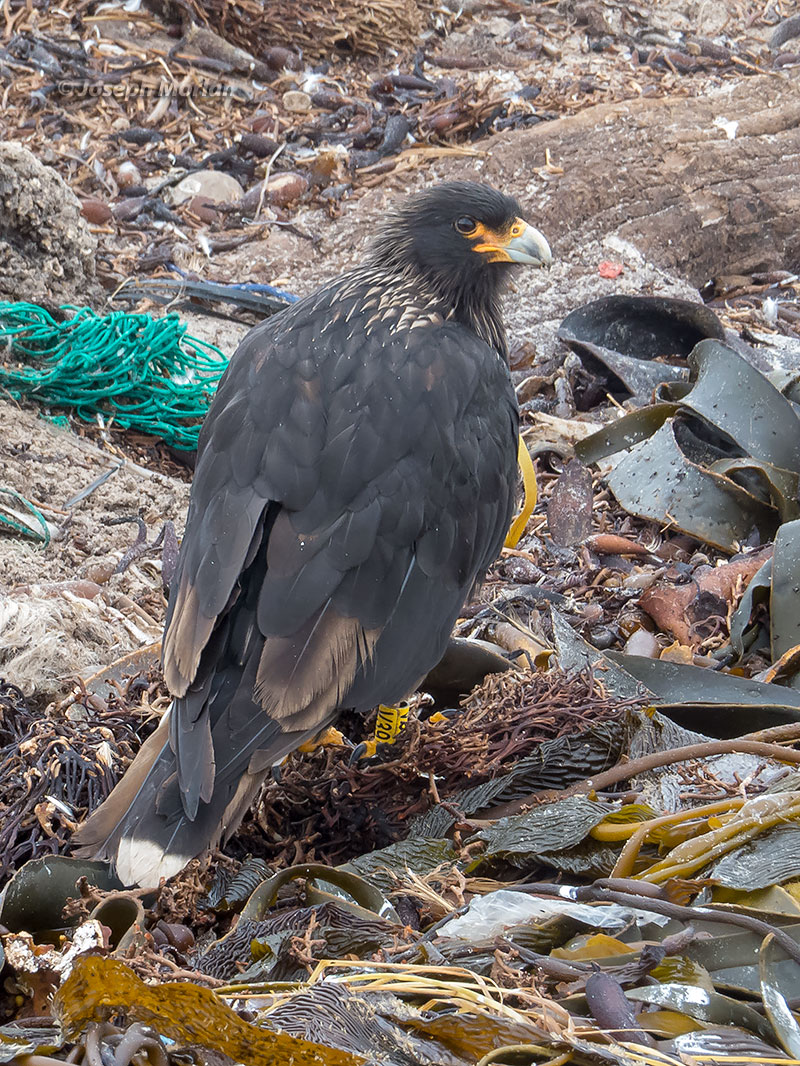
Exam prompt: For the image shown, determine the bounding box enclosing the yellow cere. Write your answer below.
[471,218,526,263]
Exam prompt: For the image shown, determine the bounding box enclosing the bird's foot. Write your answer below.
[349,703,410,764]
[297,725,347,754]
[424,708,461,725]
[273,725,349,781]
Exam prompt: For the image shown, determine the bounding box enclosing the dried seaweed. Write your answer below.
[244,669,637,867]
[55,955,360,1066]
[0,678,156,881]
[171,0,425,60]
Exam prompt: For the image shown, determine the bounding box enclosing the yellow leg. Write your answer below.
[350,704,410,763]
[504,436,537,549]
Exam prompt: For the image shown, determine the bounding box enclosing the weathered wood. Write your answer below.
[460,74,800,286]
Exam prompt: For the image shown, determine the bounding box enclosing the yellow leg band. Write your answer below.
[374,704,410,745]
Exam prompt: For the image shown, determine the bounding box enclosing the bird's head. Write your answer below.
[367,181,552,306]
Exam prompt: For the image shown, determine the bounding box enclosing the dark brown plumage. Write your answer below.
[73,181,552,886]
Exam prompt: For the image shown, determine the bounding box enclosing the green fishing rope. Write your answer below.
[0,487,50,546]
[0,302,230,450]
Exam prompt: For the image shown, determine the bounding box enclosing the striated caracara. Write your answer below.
[73,181,552,886]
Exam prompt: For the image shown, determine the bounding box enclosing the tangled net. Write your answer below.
[0,302,228,450]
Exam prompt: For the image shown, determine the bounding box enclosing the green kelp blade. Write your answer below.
[341,838,456,895]
[663,1027,796,1062]
[730,555,773,657]
[239,863,399,923]
[550,606,650,700]
[686,340,800,476]
[478,795,618,860]
[575,404,679,465]
[559,333,687,396]
[709,825,800,894]
[772,519,800,668]
[605,654,800,708]
[656,701,800,737]
[626,983,776,1043]
[0,855,124,935]
[760,933,800,1057]
[711,457,800,522]
[605,419,777,551]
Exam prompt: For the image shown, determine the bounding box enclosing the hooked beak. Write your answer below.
[504,221,552,267]
[472,218,552,268]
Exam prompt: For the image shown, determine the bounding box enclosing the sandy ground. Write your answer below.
[0,403,190,699]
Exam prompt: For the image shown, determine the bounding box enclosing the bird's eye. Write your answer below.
[509,221,524,238]
[454,216,477,235]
